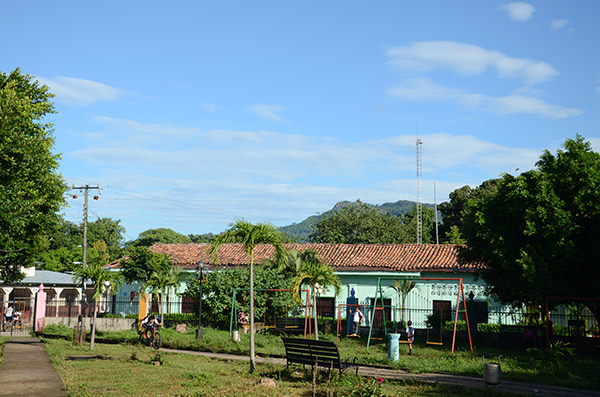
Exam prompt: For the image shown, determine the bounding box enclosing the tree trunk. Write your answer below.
[249,259,256,373]
[313,287,319,340]
[90,299,98,351]
[159,292,163,321]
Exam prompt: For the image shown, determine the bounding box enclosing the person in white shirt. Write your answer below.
[4,305,14,329]
[406,320,415,356]
[352,307,364,335]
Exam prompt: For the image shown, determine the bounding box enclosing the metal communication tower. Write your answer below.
[416,136,423,244]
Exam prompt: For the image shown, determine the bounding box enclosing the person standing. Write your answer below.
[406,320,415,355]
[4,305,14,330]
[352,307,364,335]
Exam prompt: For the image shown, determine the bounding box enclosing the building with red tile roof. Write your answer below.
[107,243,490,329]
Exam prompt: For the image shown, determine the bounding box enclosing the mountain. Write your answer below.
[278,199,435,242]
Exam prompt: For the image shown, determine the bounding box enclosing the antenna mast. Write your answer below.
[416,126,423,244]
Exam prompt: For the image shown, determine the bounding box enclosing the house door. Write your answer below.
[370,298,391,328]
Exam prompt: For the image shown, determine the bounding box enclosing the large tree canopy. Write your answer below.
[310,202,410,243]
[459,135,600,319]
[0,69,67,282]
[438,179,499,243]
[131,228,191,247]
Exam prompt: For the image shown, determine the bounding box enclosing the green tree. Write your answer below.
[188,233,217,243]
[0,69,67,282]
[291,249,341,340]
[208,219,287,373]
[132,228,191,247]
[46,220,82,250]
[459,136,600,320]
[445,225,466,245]
[146,263,180,319]
[438,180,499,243]
[310,202,410,244]
[183,267,296,327]
[388,279,416,330]
[73,261,122,350]
[403,205,437,243]
[121,247,174,316]
[87,217,125,260]
[261,248,304,278]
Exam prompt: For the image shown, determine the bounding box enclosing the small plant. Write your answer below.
[348,376,386,397]
[150,352,163,365]
[527,340,575,372]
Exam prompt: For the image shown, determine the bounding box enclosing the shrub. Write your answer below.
[478,323,500,333]
[443,320,466,331]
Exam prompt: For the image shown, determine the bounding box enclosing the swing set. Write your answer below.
[229,288,311,337]
[366,276,473,353]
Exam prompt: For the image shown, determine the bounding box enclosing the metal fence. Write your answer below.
[36,296,599,338]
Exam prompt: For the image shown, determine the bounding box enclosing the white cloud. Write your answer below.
[36,76,126,106]
[499,2,535,22]
[200,103,222,112]
[387,41,557,84]
[550,19,569,30]
[389,78,582,119]
[490,94,582,118]
[247,104,287,122]
[64,117,557,236]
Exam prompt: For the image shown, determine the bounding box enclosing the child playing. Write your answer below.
[406,320,415,356]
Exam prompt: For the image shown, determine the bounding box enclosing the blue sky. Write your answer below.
[2,1,598,241]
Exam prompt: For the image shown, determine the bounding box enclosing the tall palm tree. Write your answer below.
[73,262,122,350]
[291,250,341,340]
[208,219,287,373]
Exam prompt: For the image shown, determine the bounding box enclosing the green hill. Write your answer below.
[278,199,434,242]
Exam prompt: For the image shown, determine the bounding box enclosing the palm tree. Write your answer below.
[262,248,303,278]
[73,262,122,350]
[146,261,181,320]
[388,279,416,331]
[291,250,341,340]
[208,219,287,373]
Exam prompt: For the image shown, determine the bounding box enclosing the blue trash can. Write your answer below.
[388,333,400,361]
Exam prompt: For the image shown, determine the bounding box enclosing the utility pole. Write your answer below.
[71,184,99,344]
[72,184,100,267]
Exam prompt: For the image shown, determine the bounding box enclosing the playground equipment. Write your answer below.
[367,276,473,353]
[229,288,311,337]
[335,303,368,342]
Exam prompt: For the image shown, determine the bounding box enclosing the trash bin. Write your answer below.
[482,354,501,386]
[232,330,241,342]
[388,333,400,362]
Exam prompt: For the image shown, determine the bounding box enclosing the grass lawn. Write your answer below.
[41,324,600,393]
[44,338,510,396]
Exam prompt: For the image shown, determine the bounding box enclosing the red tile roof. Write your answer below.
[124,243,480,273]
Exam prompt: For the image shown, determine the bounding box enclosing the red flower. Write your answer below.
[377,377,384,385]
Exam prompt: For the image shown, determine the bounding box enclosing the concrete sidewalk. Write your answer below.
[0,337,67,397]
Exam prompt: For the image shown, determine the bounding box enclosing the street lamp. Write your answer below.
[196,260,206,339]
[103,280,111,313]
